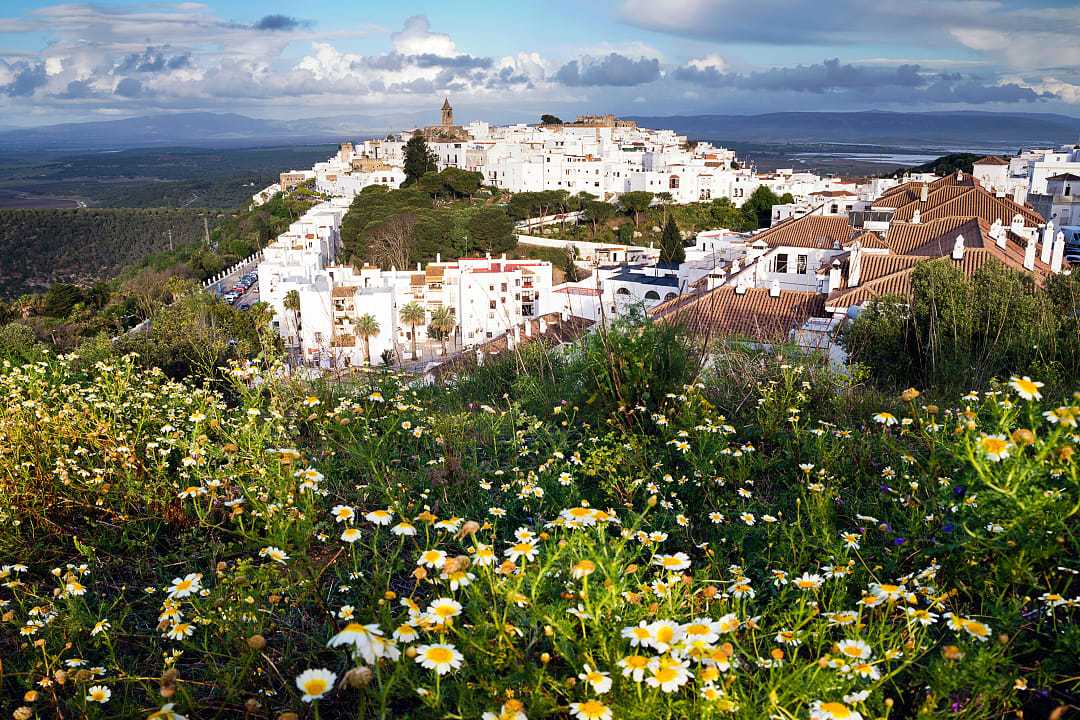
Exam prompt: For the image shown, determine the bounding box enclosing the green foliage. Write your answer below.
[583,200,617,237]
[0,322,46,364]
[467,207,515,254]
[2,328,1076,719]
[619,191,654,227]
[659,216,686,264]
[116,282,275,379]
[403,134,438,186]
[339,184,516,268]
[842,259,1080,394]
[893,153,982,178]
[540,114,563,125]
[42,282,84,318]
[741,185,792,230]
[0,207,224,297]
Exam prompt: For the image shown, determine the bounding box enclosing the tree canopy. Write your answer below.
[403,134,438,186]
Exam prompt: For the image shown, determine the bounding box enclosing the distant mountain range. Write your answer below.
[1,110,1078,153]
[626,111,1080,153]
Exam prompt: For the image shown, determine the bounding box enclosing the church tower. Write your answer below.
[441,97,453,127]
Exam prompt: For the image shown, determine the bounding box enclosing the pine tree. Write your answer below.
[659,216,685,264]
[403,134,437,186]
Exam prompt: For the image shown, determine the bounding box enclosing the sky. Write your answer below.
[1,0,1079,127]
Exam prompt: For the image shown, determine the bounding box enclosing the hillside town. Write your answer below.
[254,100,1080,371]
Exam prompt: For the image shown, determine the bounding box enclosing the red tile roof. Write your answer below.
[751,215,854,250]
[650,286,826,342]
[974,156,1010,166]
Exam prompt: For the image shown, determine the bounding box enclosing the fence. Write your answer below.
[203,249,263,296]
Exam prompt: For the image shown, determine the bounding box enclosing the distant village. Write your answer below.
[251,99,1080,372]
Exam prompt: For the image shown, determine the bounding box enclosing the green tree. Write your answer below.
[400,302,426,360]
[584,200,617,238]
[659,216,685,264]
[429,306,456,356]
[741,186,787,229]
[620,191,654,227]
[43,283,85,318]
[403,133,437,186]
[468,208,516,255]
[540,114,563,125]
[283,289,301,348]
[355,313,380,366]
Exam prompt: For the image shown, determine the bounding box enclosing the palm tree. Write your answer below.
[429,306,455,356]
[400,302,426,360]
[283,289,301,346]
[355,313,380,366]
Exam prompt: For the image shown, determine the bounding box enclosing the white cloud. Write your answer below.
[687,54,728,73]
[391,15,457,56]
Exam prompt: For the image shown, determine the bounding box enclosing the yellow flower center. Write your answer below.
[303,678,328,696]
[820,702,852,719]
[425,646,454,664]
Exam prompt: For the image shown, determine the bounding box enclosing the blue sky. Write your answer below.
[1,1,1079,126]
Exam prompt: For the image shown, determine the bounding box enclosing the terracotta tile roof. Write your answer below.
[852,230,889,249]
[331,286,357,298]
[1047,172,1080,182]
[974,156,1010,166]
[883,216,1052,273]
[825,249,1043,311]
[891,185,1044,227]
[650,286,826,342]
[856,253,925,284]
[751,215,854,250]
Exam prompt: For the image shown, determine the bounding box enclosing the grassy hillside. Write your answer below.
[0,322,1076,719]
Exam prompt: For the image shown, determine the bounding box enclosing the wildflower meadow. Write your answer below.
[0,323,1077,719]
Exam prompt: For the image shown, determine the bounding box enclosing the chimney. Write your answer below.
[956,169,964,182]
[731,258,741,274]
[1041,221,1055,264]
[828,259,842,293]
[735,279,748,295]
[436,252,442,263]
[1010,214,1025,239]
[1051,230,1065,272]
[416,262,421,271]
[990,219,1006,248]
[911,209,921,224]
[1024,233,1037,271]
[952,233,964,260]
[524,320,532,338]
[539,317,548,334]
[920,184,928,202]
[769,279,781,297]
[848,249,863,287]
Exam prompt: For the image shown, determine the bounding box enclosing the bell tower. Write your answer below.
[441,97,453,127]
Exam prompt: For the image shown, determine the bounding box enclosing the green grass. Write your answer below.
[0,326,1077,719]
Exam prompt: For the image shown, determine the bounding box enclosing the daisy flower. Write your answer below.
[260,546,289,564]
[366,509,394,526]
[426,597,463,624]
[811,701,863,720]
[341,527,363,543]
[646,656,692,692]
[414,643,464,675]
[391,521,417,536]
[295,668,336,702]
[836,639,872,661]
[873,412,897,426]
[166,573,202,599]
[417,549,447,569]
[505,539,539,563]
[1010,376,1043,401]
[652,552,691,572]
[331,505,355,523]
[86,685,111,703]
[569,700,613,720]
[572,560,597,579]
[618,654,650,682]
[621,621,653,647]
[578,664,612,694]
[978,434,1012,462]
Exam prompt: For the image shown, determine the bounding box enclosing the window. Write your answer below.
[773,253,789,274]
[489,300,497,309]
[644,290,660,300]
[669,176,679,189]
[797,254,808,274]
[616,287,631,295]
